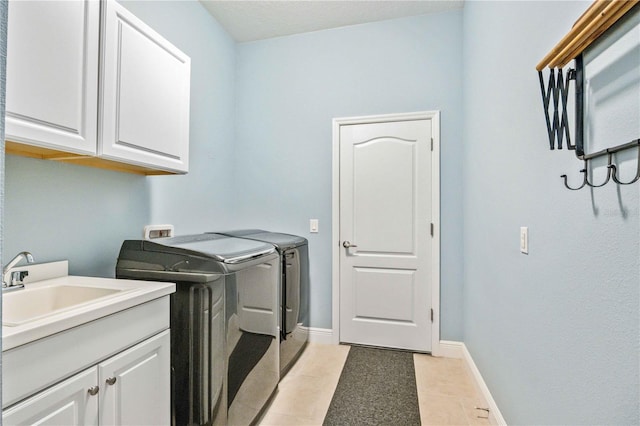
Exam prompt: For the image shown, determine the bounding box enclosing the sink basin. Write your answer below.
[3,285,125,326]
[1,269,176,352]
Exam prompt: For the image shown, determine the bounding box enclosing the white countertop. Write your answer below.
[2,267,175,351]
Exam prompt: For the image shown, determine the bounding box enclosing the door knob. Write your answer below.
[342,241,358,248]
[88,386,99,396]
[106,377,117,385]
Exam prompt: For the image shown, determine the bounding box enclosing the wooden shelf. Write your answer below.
[536,0,639,71]
[5,141,175,176]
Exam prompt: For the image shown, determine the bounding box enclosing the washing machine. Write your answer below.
[116,233,280,426]
[211,230,309,377]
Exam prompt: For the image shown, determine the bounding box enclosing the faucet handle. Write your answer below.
[3,252,35,290]
[10,270,29,286]
[3,270,28,291]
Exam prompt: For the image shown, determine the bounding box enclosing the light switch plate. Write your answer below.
[310,219,319,233]
[520,226,528,254]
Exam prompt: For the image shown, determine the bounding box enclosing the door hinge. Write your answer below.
[430,138,434,151]
[430,223,434,236]
[430,308,434,322]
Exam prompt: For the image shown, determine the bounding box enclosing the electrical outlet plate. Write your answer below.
[144,224,174,240]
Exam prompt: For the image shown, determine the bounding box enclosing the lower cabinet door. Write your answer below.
[98,330,170,426]
[2,368,99,426]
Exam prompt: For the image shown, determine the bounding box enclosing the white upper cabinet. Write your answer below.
[100,0,191,173]
[5,0,191,174]
[5,0,100,155]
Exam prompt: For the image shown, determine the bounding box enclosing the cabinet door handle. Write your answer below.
[106,377,117,386]
[88,386,99,396]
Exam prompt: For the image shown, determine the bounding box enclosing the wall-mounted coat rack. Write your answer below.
[560,139,640,190]
[537,0,640,190]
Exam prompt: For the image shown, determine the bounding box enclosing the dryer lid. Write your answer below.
[210,230,307,250]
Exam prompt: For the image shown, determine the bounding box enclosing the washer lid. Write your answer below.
[151,234,276,264]
[211,230,307,250]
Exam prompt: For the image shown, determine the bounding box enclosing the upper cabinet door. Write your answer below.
[100,0,191,174]
[5,0,100,155]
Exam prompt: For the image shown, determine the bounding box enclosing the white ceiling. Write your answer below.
[200,1,464,43]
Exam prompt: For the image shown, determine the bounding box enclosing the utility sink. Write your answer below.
[3,285,127,327]
[1,262,175,352]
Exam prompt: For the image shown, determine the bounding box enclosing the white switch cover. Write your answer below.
[520,227,528,254]
[310,219,319,233]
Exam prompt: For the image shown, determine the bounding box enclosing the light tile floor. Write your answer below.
[259,343,491,426]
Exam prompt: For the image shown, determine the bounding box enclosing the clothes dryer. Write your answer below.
[212,230,309,376]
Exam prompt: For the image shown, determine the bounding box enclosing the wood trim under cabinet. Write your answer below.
[5,141,175,176]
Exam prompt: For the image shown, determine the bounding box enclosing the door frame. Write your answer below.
[331,111,441,355]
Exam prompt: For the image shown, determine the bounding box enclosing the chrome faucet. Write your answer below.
[3,251,35,291]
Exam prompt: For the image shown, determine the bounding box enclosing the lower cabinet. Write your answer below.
[2,368,98,426]
[3,330,170,426]
[99,329,170,425]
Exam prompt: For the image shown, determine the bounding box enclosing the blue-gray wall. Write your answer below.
[3,0,236,277]
[4,158,150,277]
[119,1,238,234]
[462,1,640,424]
[234,11,464,337]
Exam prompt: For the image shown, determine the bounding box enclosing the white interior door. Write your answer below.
[339,117,433,352]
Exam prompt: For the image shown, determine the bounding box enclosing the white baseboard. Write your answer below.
[303,327,334,345]
[461,343,507,426]
[437,340,464,359]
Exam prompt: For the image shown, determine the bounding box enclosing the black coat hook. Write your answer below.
[585,155,613,188]
[609,145,640,185]
[561,167,587,190]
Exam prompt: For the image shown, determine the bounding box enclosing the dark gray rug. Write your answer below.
[323,346,421,426]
